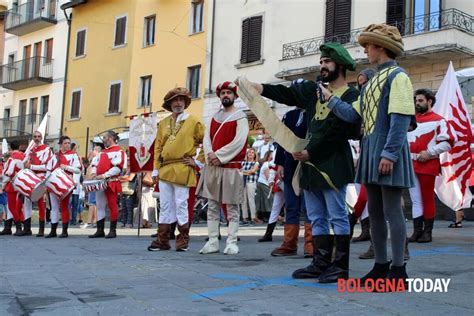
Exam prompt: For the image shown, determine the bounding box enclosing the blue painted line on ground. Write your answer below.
[410,246,474,257]
[192,274,336,300]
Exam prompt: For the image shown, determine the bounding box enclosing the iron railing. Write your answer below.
[5,0,58,31]
[282,8,473,60]
[0,114,47,138]
[0,56,54,86]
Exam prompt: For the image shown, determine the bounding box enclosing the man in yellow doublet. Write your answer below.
[148,87,204,252]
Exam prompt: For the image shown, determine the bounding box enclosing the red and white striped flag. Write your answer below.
[434,62,473,211]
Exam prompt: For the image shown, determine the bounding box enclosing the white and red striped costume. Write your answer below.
[2,151,25,222]
[91,145,126,222]
[46,150,82,224]
[24,144,52,221]
[407,111,454,219]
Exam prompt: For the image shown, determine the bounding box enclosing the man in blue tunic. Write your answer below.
[320,24,415,286]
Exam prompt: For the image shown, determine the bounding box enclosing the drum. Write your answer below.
[83,179,107,193]
[12,169,47,202]
[45,168,76,200]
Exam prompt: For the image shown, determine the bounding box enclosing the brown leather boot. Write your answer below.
[147,223,171,251]
[271,223,299,256]
[303,223,313,258]
[176,223,190,252]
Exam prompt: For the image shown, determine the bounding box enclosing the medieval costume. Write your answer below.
[261,43,359,283]
[25,143,52,236]
[1,150,25,236]
[46,149,82,238]
[407,106,453,242]
[148,87,204,251]
[327,24,416,285]
[200,81,249,255]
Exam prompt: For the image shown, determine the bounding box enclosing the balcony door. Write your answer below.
[23,45,31,80]
[19,99,26,135]
[34,41,42,77]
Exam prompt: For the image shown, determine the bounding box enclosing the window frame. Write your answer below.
[138,75,152,107]
[75,27,87,58]
[113,14,128,48]
[40,95,49,118]
[143,14,156,47]
[107,80,122,114]
[70,88,83,120]
[189,0,204,34]
[187,65,201,99]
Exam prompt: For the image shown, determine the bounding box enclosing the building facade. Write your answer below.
[61,0,208,157]
[0,0,69,148]
[203,0,474,127]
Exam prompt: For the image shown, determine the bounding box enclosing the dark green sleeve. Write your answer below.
[261,81,317,110]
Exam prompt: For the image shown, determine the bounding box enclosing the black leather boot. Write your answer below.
[359,261,391,285]
[408,216,424,242]
[89,219,105,238]
[292,235,334,279]
[386,263,409,291]
[352,218,370,242]
[0,219,13,235]
[105,221,117,239]
[258,222,276,242]
[59,223,69,238]
[17,218,32,236]
[417,219,433,243]
[36,221,45,237]
[13,221,23,236]
[45,223,58,238]
[319,235,350,283]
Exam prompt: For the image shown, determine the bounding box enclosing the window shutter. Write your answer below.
[325,0,351,43]
[386,0,406,35]
[240,18,250,63]
[76,30,85,56]
[115,17,126,46]
[71,91,80,118]
[247,16,262,63]
[46,39,53,61]
[109,84,120,113]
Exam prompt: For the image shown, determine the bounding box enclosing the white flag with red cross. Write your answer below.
[434,62,473,211]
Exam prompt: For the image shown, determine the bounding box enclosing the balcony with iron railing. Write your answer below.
[5,0,58,36]
[0,56,54,91]
[0,114,48,139]
[281,8,473,61]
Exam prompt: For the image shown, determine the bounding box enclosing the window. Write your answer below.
[44,38,53,63]
[190,0,204,34]
[144,15,155,46]
[108,82,121,114]
[41,95,49,117]
[387,0,406,35]
[324,0,352,43]
[75,28,86,57]
[70,90,81,119]
[114,15,127,47]
[29,98,38,124]
[240,16,263,64]
[139,76,152,107]
[187,65,201,99]
[410,0,441,34]
[19,100,27,133]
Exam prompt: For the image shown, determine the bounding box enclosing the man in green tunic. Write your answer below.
[240,43,359,283]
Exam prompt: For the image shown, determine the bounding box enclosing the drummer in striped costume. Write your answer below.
[0,141,25,236]
[24,131,53,237]
[45,136,82,238]
[89,131,127,239]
